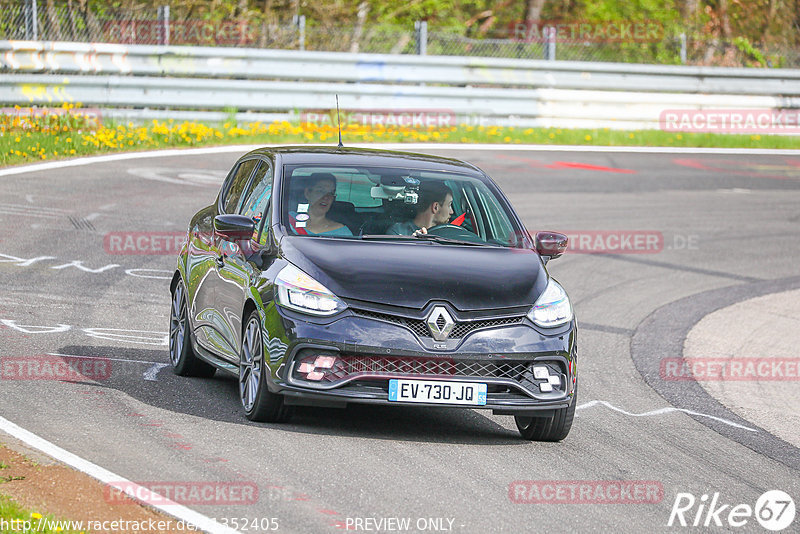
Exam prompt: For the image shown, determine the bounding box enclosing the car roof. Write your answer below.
[243,146,486,177]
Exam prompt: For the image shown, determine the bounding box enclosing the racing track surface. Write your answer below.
[1,147,799,532]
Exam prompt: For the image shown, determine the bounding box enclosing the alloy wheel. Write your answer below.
[239,316,263,412]
[169,283,186,366]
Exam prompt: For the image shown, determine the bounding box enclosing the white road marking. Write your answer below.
[82,327,168,346]
[52,260,120,273]
[0,251,172,281]
[85,212,103,221]
[0,203,71,218]
[2,319,168,347]
[0,208,62,219]
[0,145,259,178]
[0,415,241,534]
[143,362,170,381]
[0,202,72,213]
[127,167,226,187]
[46,352,169,382]
[1,320,71,334]
[576,399,758,432]
[47,352,164,365]
[124,268,173,280]
[1,143,800,181]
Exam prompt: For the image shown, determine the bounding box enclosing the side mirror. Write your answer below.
[535,231,568,264]
[214,214,255,241]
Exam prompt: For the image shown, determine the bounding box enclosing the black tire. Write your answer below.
[515,384,577,442]
[239,310,293,423]
[169,279,216,378]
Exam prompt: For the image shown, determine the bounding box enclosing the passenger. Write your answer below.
[290,173,353,237]
[386,182,454,236]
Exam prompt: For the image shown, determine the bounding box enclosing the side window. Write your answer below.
[222,159,258,214]
[240,161,274,243]
[476,185,516,245]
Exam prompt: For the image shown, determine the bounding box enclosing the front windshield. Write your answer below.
[281,165,525,247]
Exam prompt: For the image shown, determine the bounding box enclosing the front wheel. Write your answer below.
[169,279,216,378]
[239,311,293,423]
[515,384,577,441]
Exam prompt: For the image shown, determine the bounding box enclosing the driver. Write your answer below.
[386,182,454,236]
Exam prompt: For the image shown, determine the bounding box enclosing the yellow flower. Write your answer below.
[628,133,634,139]
[548,133,555,139]
[31,512,42,519]
[584,135,592,141]
[503,136,511,142]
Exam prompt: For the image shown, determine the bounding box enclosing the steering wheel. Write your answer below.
[426,224,485,243]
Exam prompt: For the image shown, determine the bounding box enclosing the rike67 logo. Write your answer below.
[668,490,795,531]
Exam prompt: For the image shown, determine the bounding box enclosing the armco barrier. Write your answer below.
[1,40,800,129]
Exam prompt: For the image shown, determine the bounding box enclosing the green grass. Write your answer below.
[0,494,83,533]
[1,120,798,169]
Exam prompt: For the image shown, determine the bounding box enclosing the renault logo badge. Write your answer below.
[427,306,454,341]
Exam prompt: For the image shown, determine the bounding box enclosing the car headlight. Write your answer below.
[527,278,573,327]
[275,264,346,316]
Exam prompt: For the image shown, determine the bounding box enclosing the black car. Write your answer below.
[169,147,577,441]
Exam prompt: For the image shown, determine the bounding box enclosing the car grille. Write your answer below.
[351,308,524,339]
[291,351,569,396]
[322,355,530,383]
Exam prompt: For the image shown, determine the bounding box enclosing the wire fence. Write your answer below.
[1,1,797,68]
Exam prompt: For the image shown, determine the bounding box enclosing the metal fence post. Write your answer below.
[157,5,170,46]
[293,15,306,51]
[544,25,556,60]
[415,21,427,55]
[24,0,39,40]
[680,33,687,64]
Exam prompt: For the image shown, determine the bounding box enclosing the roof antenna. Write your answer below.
[336,94,343,148]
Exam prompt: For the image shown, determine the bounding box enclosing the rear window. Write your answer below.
[281,165,525,247]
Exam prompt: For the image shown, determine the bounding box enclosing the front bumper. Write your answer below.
[265,304,578,416]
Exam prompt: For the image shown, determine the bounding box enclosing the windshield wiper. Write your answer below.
[360,234,496,247]
[412,234,494,246]
[360,234,419,241]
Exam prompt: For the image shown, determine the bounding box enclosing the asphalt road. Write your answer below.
[1,147,798,533]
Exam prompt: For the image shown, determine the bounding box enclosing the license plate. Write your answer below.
[388,379,487,406]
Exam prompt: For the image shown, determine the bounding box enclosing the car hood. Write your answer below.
[279,236,547,311]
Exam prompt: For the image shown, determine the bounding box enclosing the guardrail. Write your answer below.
[2,40,800,129]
